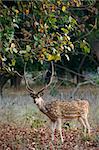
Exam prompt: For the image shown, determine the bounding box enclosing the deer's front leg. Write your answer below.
[57,118,64,143]
[51,121,57,141]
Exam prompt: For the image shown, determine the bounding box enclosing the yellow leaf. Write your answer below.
[42,48,46,52]
[25,9,29,15]
[40,24,43,28]
[55,54,61,61]
[47,54,61,61]
[57,1,61,5]
[47,54,54,61]
[15,9,19,14]
[52,5,55,12]
[62,6,66,12]
[74,0,81,7]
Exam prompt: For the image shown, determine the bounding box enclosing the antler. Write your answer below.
[24,63,36,94]
[24,61,54,95]
[37,61,54,95]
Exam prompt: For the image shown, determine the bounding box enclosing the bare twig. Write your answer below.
[71,80,99,99]
[13,71,23,78]
[73,12,97,44]
[55,64,88,79]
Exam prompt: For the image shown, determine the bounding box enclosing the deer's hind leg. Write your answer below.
[83,116,90,136]
[78,117,87,136]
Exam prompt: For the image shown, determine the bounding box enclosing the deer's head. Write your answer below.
[24,78,44,105]
[24,61,54,106]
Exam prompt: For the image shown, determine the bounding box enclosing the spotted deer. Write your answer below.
[24,62,90,143]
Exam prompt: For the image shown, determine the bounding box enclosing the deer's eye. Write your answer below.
[30,93,33,97]
[30,93,37,100]
[39,92,44,96]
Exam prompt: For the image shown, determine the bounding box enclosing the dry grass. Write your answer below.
[0,85,99,127]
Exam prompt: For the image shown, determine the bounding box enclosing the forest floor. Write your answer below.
[0,123,99,150]
[0,85,99,150]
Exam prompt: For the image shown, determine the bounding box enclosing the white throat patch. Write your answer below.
[35,97,44,107]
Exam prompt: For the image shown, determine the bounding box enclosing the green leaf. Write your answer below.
[69,16,72,22]
[13,48,18,53]
[80,42,85,49]
[71,18,77,25]
[83,46,90,53]
[26,45,31,52]
[11,59,16,66]
[34,35,38,41]
[80,41,90,53]
[19,50,26,54]
[61,28,69,34]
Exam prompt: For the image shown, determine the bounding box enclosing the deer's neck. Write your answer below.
[35,97,45,110]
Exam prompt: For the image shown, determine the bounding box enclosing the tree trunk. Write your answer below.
[10,75,22,89]
[0,73,11,97]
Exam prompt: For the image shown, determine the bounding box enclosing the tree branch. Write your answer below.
[71,80,99,99]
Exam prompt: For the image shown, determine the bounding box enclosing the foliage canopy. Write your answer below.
[0,0,98,71]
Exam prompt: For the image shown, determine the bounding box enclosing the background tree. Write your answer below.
[0,0,98,95]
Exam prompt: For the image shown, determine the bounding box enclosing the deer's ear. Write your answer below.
[39,92,44,97]
[30,93,34,98]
